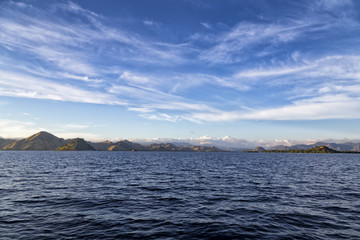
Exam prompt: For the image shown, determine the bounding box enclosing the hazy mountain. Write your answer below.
[105,141,142,151]
[270,144,311,151]
[57,138,95,151]
[132,136,322,150]
[185,146,223,152]
[3,131,66,150]
[144,143,223,152]
[171,142,193,147]
[253,146,266,152]
[89,139,221,152]
[110,140,146,151]
[146,143,178,151]
[89,140,114,151]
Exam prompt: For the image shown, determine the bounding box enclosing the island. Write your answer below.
[262,146,360,154]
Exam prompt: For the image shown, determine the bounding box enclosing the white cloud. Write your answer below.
[198,2,358,65]
[0,71,126,105]
[200,22,212,29]
[184,93,360,122]
[127,107,154,113]
[106,54,360,123]
[0,20,98,75]
[170,73,250,93]
[0,0,191,77]
[143,20,154,26]
[119,72,150,84]
[241,97,360,120]
[1,0,359,126]
[235,65,308,78]
[233,55,360,88]
[108,83,216,113]
[200,22,311,63]
[60,73,103,84]
[140,113,180,122]
[316,0,352,11]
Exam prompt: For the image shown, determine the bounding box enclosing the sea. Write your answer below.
[0,151,359,239]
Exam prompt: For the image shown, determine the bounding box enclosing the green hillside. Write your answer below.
[57,138,95,151]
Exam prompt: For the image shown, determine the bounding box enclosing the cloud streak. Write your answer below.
[0,71,126,105]
[198,1,359,65]
[0,0,192,74]
[0,0,360,125]
[185,93,360,122]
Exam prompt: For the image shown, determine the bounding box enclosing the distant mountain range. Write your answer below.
[1,131,360,152]
[269,142,360,152]
[0,131,223,152]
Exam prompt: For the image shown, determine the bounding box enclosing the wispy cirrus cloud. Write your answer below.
[0,71,126,105]
[109,68,256,119]
[174,54,360,122]
[234,55,360,84]
[1,0,360,126]
[143,20,155,26]
[0,0,195,111]
[200,22,212,29]
[0,0,191,75]
[242,95,360,121]
[140,113,181,122]
[199,22,307,64]
[198,0,359,65]
[108,83,216,113]
[183,92,360,122]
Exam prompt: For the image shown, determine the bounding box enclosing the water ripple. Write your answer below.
[0,151,360,239]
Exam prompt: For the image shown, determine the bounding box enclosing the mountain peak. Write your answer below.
[25,131,56,141]
[5,131,65,150]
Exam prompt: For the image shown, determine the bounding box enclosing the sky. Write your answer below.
[1,0,360,143]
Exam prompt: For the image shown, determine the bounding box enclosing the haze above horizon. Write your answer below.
[1,0,360,141]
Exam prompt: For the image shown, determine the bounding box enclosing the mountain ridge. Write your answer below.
[0,132,223,152]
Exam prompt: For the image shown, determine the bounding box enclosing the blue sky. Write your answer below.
[1,0,360,142]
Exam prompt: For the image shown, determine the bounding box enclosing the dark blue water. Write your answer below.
[1,151,360,239]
